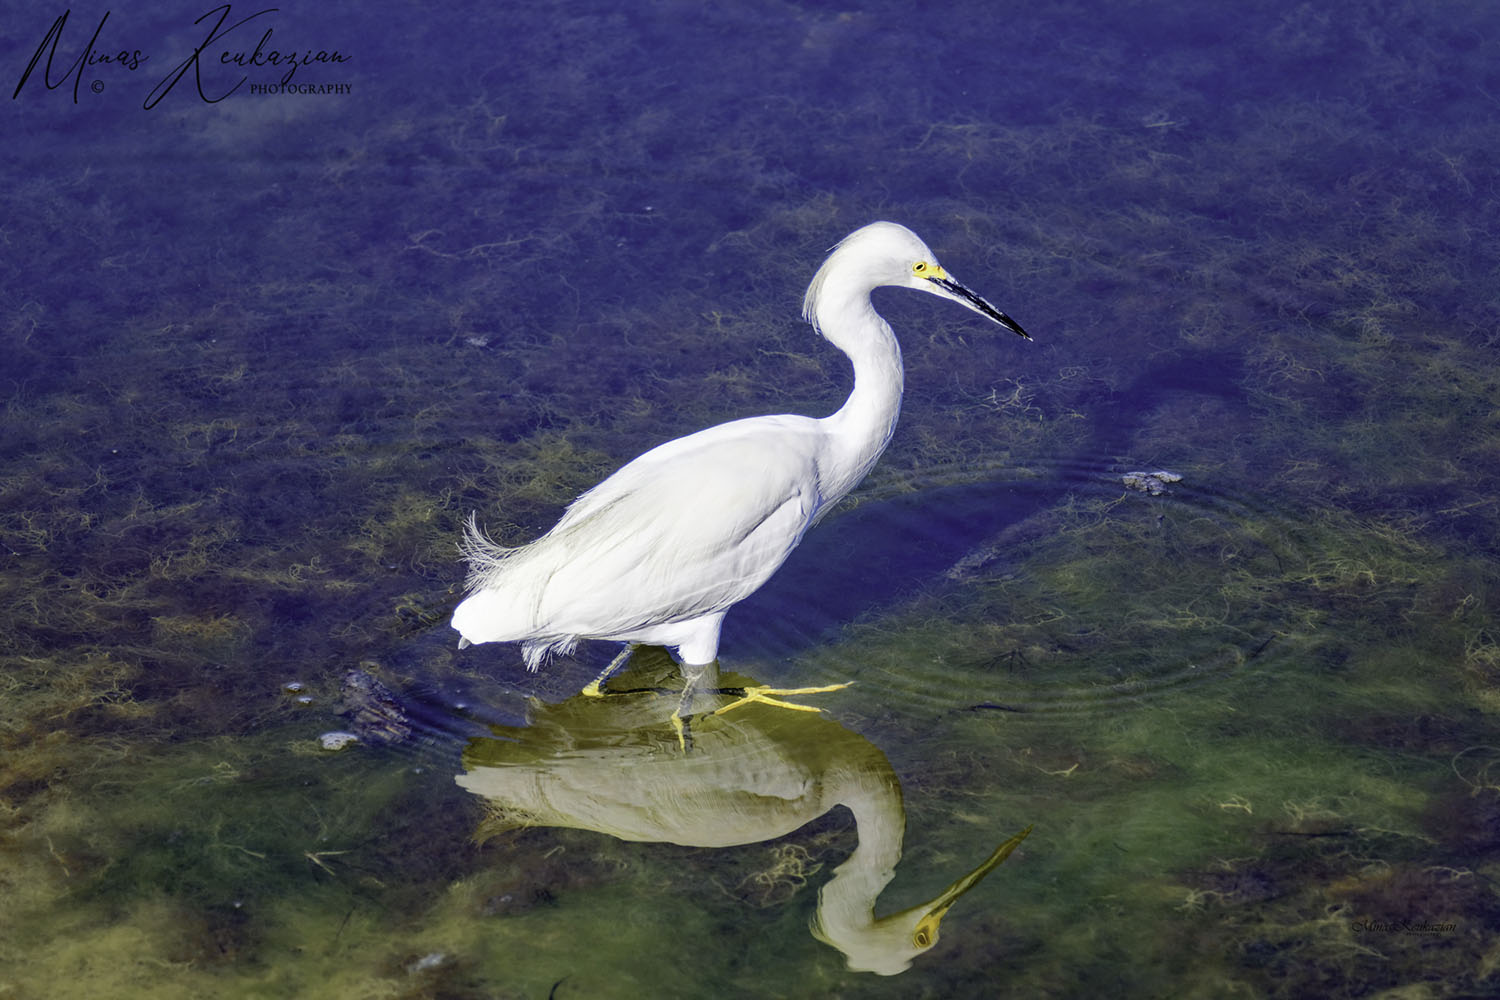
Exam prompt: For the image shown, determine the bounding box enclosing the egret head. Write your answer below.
[812,825,1032,976]
[803,221,1031,341]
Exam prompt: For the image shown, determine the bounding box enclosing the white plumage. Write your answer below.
[452,221,1030,668]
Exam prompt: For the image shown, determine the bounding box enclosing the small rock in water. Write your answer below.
[318,731,360,751]
[337,664,414,745]
[1122,470,1182,495]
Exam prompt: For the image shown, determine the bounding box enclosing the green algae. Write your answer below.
[798,498,1500,997]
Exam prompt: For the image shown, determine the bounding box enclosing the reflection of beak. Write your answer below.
[910,825,1033,949]
[927,273,1032,341]
[457,637,472,650]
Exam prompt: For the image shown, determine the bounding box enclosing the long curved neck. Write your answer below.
[811,764,906,945]
[814,291,905,504]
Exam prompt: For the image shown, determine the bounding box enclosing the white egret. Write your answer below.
[452,221,1030,682]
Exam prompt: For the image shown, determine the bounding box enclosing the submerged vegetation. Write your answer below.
[4,0,1500,996]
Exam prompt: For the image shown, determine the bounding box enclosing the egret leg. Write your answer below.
[671,713,693,753]
[670,660,722,752]
[582,643,638,698]
[673,681,853,752]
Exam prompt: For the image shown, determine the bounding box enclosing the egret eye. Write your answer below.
[913,261,928,274]
[913,928,931,948]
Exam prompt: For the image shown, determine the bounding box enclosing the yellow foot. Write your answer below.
[581,679,606,698]
[710,682,852,718]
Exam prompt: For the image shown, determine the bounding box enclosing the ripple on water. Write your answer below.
[728,456,1316,719]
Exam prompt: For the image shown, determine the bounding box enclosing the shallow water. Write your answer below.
[4,0,1500,997]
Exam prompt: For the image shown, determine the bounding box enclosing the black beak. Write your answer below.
[930,275,1032,341]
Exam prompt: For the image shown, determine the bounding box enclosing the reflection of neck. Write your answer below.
[814,764,905,942]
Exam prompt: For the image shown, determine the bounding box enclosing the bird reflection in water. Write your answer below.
[455,648,1031,976]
